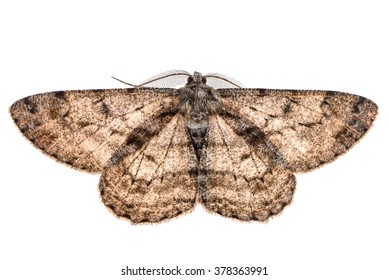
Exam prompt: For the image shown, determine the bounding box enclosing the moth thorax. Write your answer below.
[189,111,207,122]
[197,88,208,98]
[177,82,221,122]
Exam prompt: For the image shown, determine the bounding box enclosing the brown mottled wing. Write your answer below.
[99,113,198,223]
[199,115,296,221]
[10,88,176,173]
[218,89,378,172]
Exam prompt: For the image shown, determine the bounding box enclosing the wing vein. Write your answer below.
[148,115,180,187]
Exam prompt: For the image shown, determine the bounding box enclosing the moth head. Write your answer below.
[187,72,207,86]
[177,72,221,117]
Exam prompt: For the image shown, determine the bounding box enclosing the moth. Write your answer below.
[10,70,378,224]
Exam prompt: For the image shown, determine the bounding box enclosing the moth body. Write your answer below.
[177,72,221,160]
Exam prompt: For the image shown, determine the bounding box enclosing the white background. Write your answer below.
[1,1,388,279]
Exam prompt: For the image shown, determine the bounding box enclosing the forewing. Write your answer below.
[218,89,378,172]
[199,115,296,221]
[99,114,198,223]
[10,88,176,173]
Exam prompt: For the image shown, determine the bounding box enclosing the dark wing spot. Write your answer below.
[298,122,317,128]
[53,91,66,99]
[126,88,136,93]
[326,90,337,96]
[334,128,357,148]
[257,88,267,94]
[125,127,156,148]
[20,126,29,134]
[283,100,292,113]
[101,102,110,115]
[144,154,156,163]
[240,153,250,161]
[244,127,266,146]
[347,117,369,133]
[77,121,92,128]
[23,98,38,114]
[353,96,366,114]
